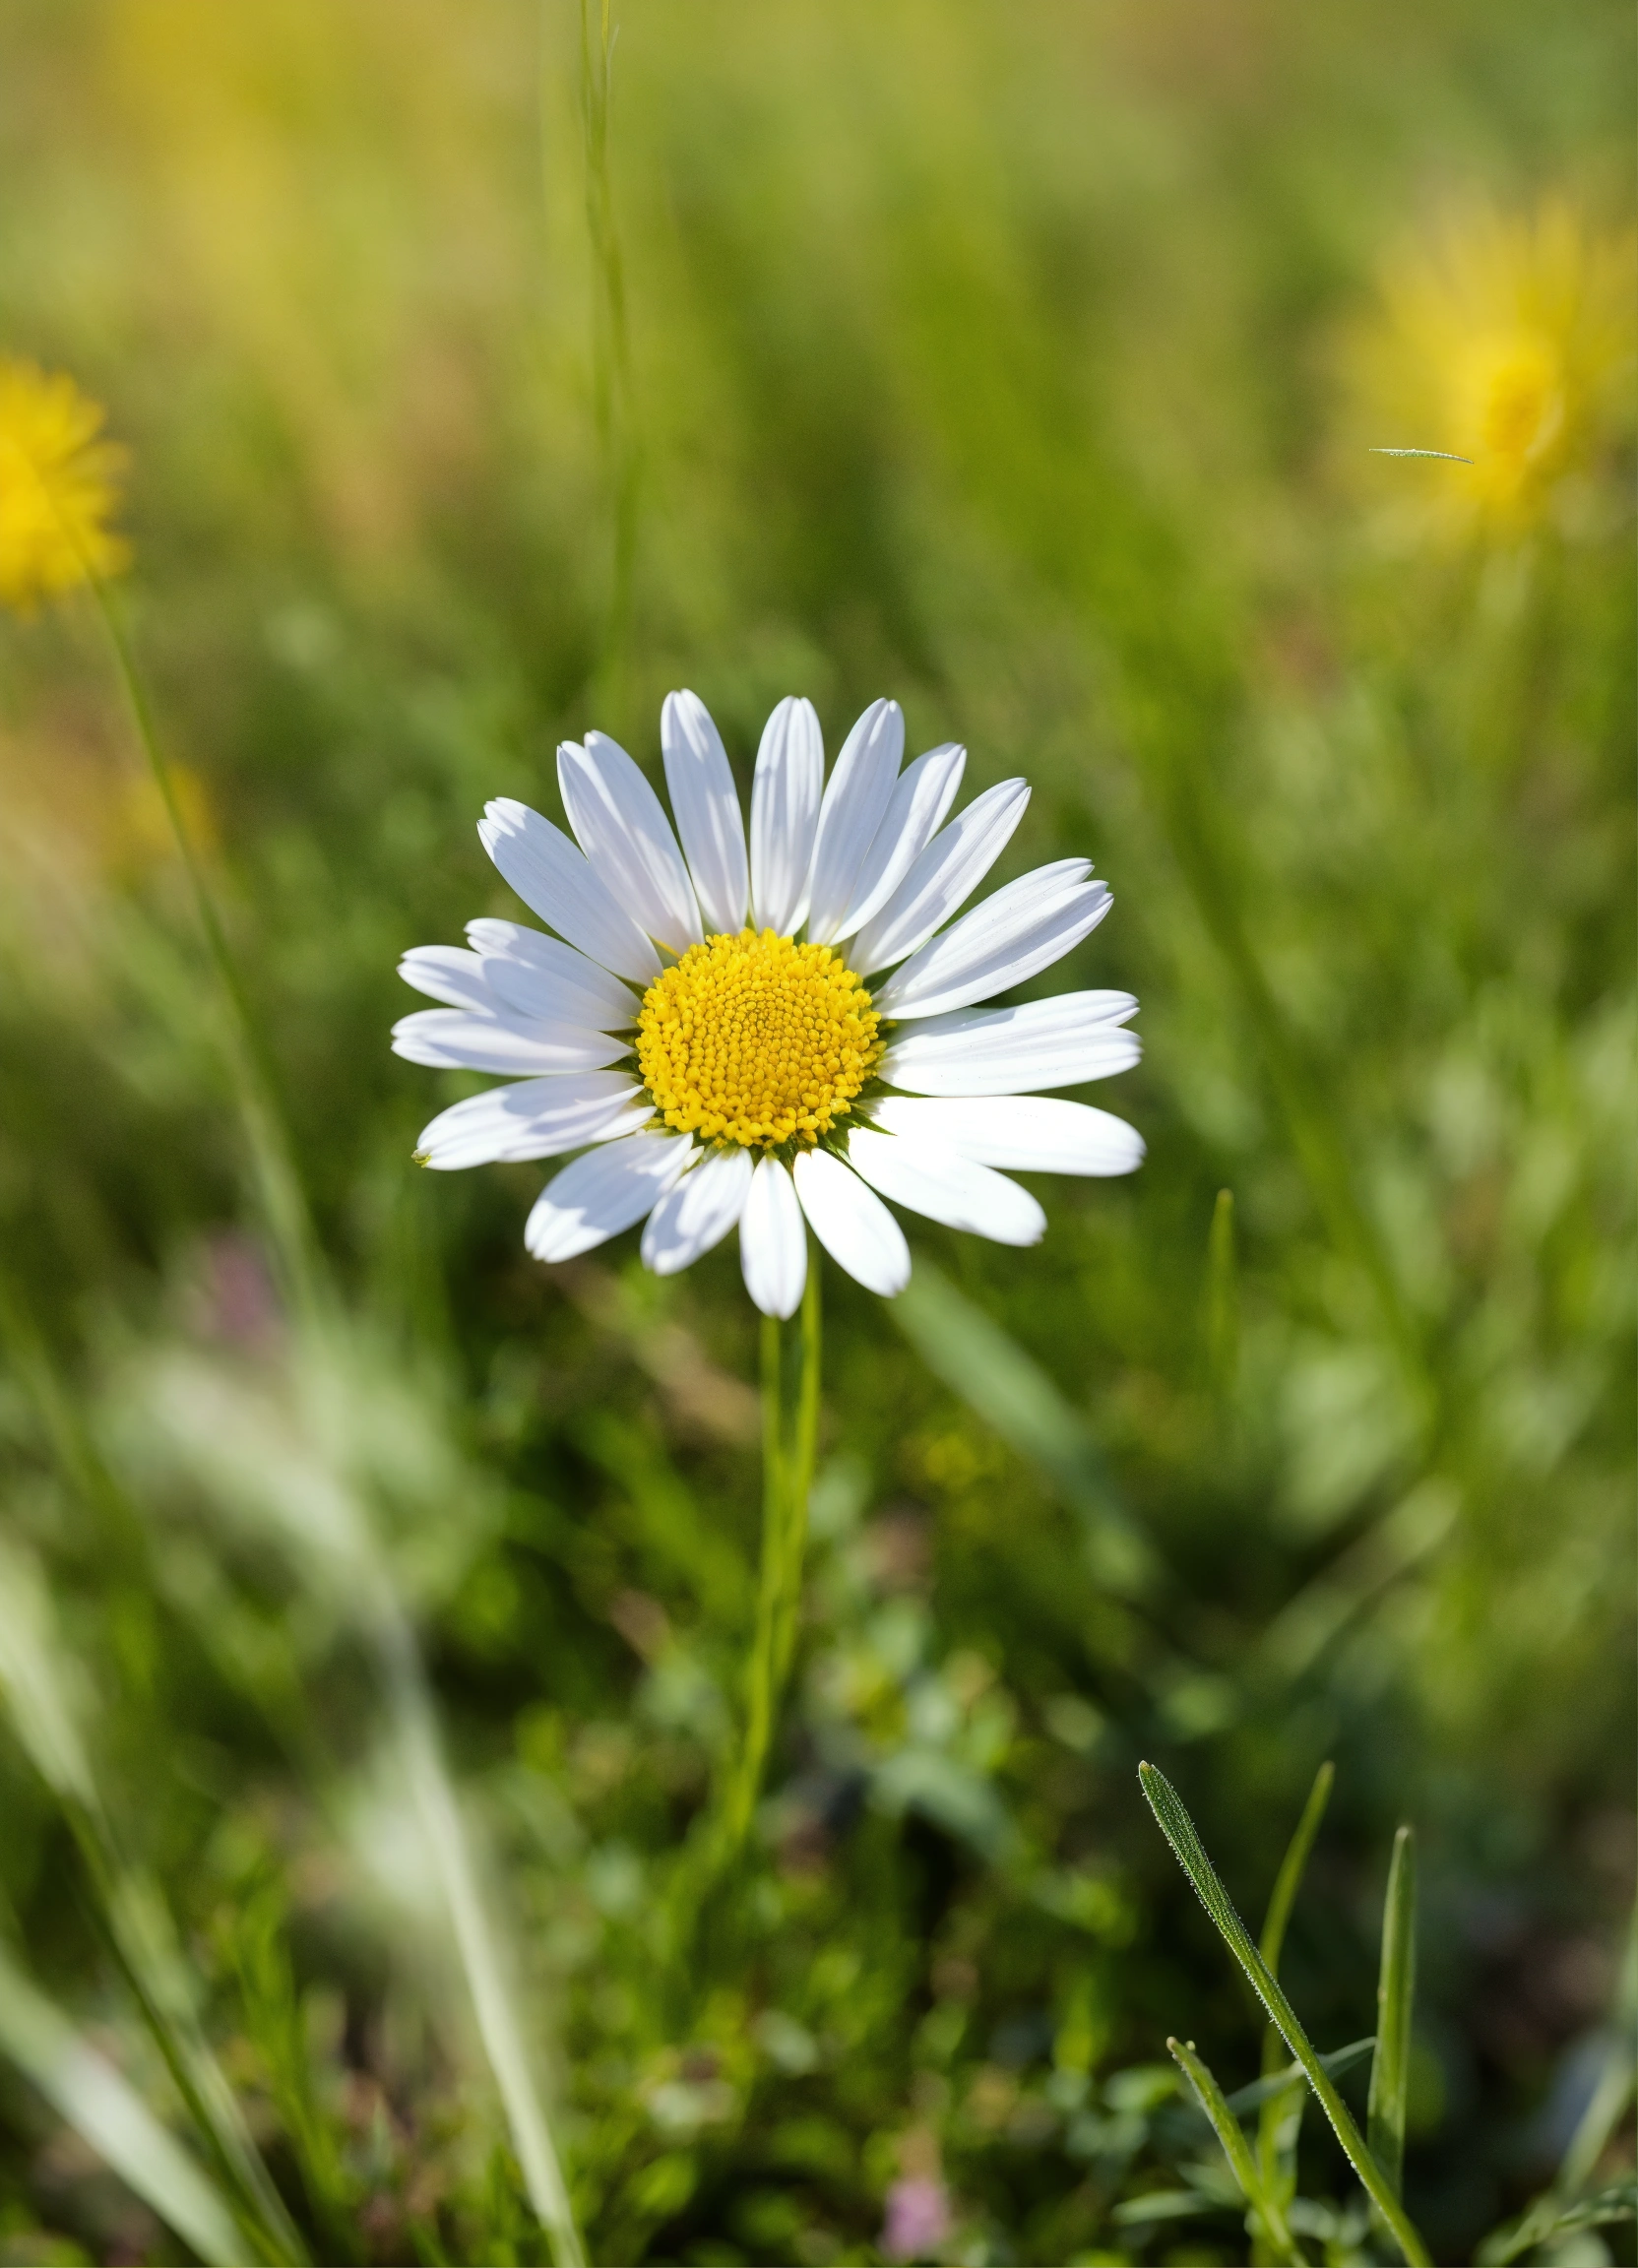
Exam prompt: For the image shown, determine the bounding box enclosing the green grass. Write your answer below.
[0,2,1632,2261]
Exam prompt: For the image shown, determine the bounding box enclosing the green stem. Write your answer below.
[720,1256,822,1875]
[1168,2035,1305,2267]
[83,573,321,1324]
[1140,1762,1432,2267]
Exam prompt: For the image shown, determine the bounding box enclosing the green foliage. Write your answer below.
[0,1,1632,2262]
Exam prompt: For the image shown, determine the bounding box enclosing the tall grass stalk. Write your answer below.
[1139,1761,1432,2266]
[82,572,321,1326]
[573,0,639,716]
[375,1615,586,2268]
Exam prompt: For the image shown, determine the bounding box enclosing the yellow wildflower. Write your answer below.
[1349,200,1635,541]
[0,357,130,612]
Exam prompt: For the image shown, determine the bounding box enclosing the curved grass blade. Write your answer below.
[1139,1761,1431,2267]
[0,1937,243,2267]
[1367,1826,1418,2208]
[1167,2035,1305,2265]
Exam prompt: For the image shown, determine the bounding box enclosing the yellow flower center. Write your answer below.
[636,928,881,1150]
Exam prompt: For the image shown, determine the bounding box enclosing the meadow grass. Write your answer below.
[0,2,1632,2261]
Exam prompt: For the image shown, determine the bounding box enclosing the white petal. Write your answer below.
[749,697,823,935]
[868,1096,1145,1176]
[662,691,749,935]
[525,1132,693,1262]
[830,742,966,943]
[479,799,661,984]
[851,779,1031,973]
[878,992,1140,1095]
[792,1149,911,1296]
[558,733,703,953]
[640,1145,753,1275]
[466,919,638,1029]
[739,1156,807,1318]
[415,1074,650,1169]
[872,862,1111,1021]
[804,699,905,944]
[391,1008,632,1074]
[398,945,501,1013]
[845,1127,1045,1246]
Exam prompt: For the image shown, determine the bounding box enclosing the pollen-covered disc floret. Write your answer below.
[637,928,881,1149]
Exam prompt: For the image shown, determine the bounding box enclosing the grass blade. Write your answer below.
[1367,1825,1418,2205]
[0,1532,306,2261]
[1256,1761,1335,2197]
[1167,2035,1306,2265]
[1139,1760,1431,2267]
[894,1262,1159,1599]
[1204,1188,1239,1401]
[1228,2037,1374,2115]
[0,1937,244,2268]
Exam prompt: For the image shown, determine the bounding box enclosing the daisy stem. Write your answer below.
[721,1257,822,1876]
[83,572,321,1324]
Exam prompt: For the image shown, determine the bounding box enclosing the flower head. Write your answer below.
[1351,200,1635,541]
[0,357,129,612]
[395,692,1142,1317]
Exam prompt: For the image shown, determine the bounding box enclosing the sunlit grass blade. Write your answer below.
[1367,1825,1418,2206]
[895,1261,1160,1599]
[383,1641,586,2268]
[1256,1760,1334,2198]
[1204,1187,1239,1401]
[1166,2034,1305,2265]
[0,1937,243,2267]
[0,1534,309,2262]
[1138,1761,1431,2267]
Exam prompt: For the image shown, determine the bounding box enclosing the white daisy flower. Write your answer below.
[394,693,1143,1318]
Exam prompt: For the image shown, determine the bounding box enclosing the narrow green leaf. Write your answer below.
[1368,446,1475,462]
[1256,1761,1335,2196]
[1138,1761,1431,2267]
[1204,1188,1239,1400]
[1166,2036,1305,2265]
[1228,2037,1374,2115]
[1367,1826,1418,2204]
[894,1263,1159,1598]
[1260,1761,1335,1980]
[0,1937,243,2267]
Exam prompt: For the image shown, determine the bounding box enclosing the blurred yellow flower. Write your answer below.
[0,357,129,612]
[1353,200,1635,540]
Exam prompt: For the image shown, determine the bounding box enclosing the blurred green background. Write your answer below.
[0,2,1632,2261]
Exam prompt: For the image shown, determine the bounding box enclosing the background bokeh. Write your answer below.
[0,2,1632,2261]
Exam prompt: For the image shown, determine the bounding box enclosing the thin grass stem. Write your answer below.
[1167,2035,1305,2266]
[1139,1761,1431,2267]
[1367,1825,1418,2210]
[81,572,321,1323]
